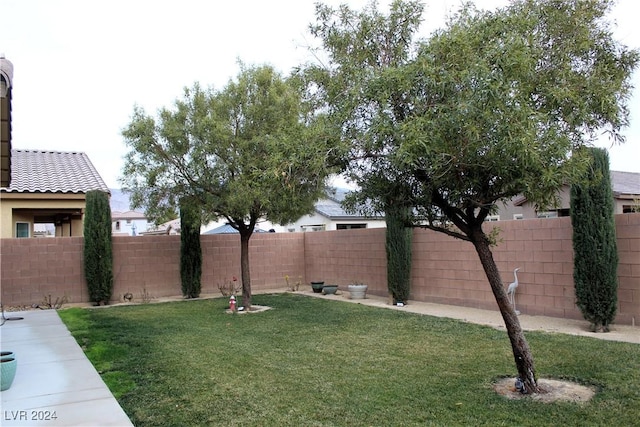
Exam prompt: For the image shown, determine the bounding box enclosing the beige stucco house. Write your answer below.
[495,170,640,221]
[0,149,110,238]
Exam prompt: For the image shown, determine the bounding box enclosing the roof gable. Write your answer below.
[1,149,110,194]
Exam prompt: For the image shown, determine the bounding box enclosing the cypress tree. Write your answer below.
[385,202,413,304]
[180,198,202,299]
[570,147,618,332]
[83,190,113,305]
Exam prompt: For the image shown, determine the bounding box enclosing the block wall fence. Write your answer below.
[1,214,638,325]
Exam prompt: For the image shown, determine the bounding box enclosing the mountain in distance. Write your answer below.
[109,188,134,212]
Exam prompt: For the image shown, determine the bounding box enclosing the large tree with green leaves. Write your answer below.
[308,0,638,394]
[83,190,113,305]
[571,147,618,332]
[121,64,336,308]
[307,0,423,303]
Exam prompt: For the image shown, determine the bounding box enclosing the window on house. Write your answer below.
[484,215,500,222]
[537,211,558,219]
[513,214,524,220]
[623,204,640,213]
[16,222,30,238]
[126,219,132,224]
[115,221,121,231]
[336,224,367,230]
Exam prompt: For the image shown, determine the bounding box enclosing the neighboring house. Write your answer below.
[203,223,269,234]
[0,149,110,238]
[141,217,181,235]
[495,170,640,221]
[284,188,386,232]
[112,210,149,236]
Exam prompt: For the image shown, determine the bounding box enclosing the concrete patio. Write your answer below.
[0,309,132,427]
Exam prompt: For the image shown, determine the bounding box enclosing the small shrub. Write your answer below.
[218,277,241,297]
[36,294,69,310]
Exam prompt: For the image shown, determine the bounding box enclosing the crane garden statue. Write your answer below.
[507,268,521,315]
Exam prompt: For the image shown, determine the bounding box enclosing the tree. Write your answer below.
[308,0,638,394]
[180,197,202,299]
[306,0,424,304]
[121,64,336,308]
[83,190,113,305]
[571,147,618,332]
[385,200,413,303]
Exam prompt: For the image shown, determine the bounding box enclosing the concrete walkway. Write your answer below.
[0,309,133,427]
[302,290,640,344]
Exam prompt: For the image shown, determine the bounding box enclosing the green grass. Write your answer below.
[59,294,640,426]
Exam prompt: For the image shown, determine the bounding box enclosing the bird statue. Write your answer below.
[506,268,521,315]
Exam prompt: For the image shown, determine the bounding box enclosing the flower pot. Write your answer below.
[310,281,325,293]
[348,284,368,299]
[1,356,17,391]
[322,284,338,295]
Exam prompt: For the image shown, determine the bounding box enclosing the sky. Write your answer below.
[2,0,639,189]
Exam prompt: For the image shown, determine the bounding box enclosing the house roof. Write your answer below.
[1,149,110,194]
[611,170,640,196]
[512,170,640,206]
[203,224,268,234]
[314,188,384,220]
[112,210,147,220]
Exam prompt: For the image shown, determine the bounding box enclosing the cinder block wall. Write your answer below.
[0,237,87,306]
[304,228,388,295]
[109,232,306,302]
[1,214,638,325]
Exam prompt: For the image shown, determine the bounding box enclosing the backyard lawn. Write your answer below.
[59,294,640,426]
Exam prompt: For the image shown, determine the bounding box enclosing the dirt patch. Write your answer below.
[493,377,595,403]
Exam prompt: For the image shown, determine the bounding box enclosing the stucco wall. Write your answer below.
[1,214,638,325]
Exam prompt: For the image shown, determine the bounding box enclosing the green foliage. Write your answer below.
[59,296,640,426]
[386,203,413,303]
[121,64,337,306]
[308,0,638,394]
[83,190,113,304]
[179,197,202,299]
[306,0,422,307]
[396,0,638,237]
[570,147,618,331]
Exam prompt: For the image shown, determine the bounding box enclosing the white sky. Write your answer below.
[2,0,639,188]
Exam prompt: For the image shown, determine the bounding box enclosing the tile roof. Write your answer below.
[1,149,110,194]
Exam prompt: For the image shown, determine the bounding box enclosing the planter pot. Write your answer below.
[348,284,368,299]
[1,357,17,391]
[322,284,338,295]
[310,281,325,294]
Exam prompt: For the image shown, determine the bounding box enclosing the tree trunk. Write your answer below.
[469,226,540,394]
[239,230,252,309]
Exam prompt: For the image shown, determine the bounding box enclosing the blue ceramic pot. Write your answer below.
[1,356,17,391]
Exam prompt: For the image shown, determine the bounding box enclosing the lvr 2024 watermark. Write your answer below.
[4,410,58,421]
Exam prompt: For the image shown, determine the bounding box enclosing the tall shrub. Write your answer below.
[179,198,202,299]
[570,147,618,332]
[386,203,413,304]
[83,190,113,305]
